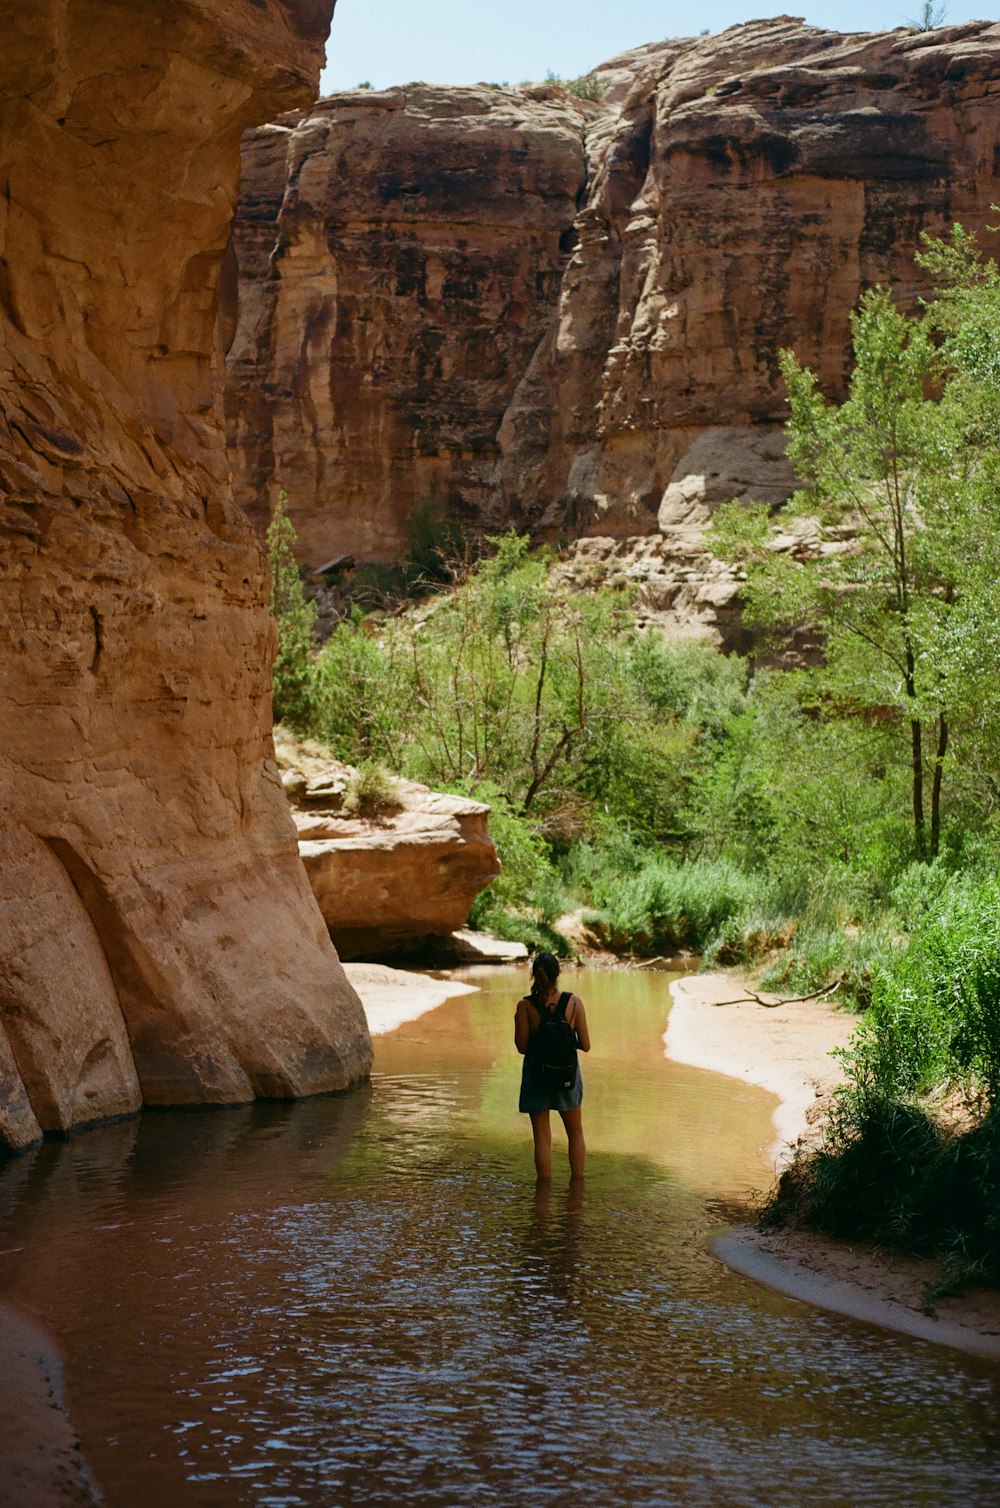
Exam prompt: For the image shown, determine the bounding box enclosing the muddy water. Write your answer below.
[1,965,998,1507]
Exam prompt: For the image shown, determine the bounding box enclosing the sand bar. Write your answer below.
[344,960,478,1035]
[667,971,1000,1359]
[0,1304,99,1506]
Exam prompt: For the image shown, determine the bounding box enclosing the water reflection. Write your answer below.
[0,966,998,1506]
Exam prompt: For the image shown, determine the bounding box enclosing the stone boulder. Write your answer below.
[277,734,501,959]
[0,0,372,1153]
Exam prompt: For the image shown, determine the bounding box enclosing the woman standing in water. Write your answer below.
[515,952,591,1181]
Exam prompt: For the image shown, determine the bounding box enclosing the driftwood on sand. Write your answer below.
[710,976,845,1009]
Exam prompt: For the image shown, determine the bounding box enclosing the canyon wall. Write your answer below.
[0,0,373,1153]
[227,83,588,563]
[229,18,1000,624]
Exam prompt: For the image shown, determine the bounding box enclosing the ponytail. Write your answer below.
[530,951,560,1010]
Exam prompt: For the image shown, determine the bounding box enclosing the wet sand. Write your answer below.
[0,1305,99,1507]
[344,960,478,1036]
[667,971,1000,1360]
[665,971,855,1163]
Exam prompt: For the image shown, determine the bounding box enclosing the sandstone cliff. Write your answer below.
[505,18,1000,543]
[277,732,501,959]
[227,83,589,563]
[228,18,1000,638]
[0,0,372,1154]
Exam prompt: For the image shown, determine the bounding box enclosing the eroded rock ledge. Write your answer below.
[0,0,372,1153]
[277,732,501,959]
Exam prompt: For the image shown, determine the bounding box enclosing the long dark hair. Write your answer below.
[530,951,560,1010]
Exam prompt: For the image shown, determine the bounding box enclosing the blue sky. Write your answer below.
[318,0,997,92]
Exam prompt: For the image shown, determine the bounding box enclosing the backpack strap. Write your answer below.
[533,990,571,1022]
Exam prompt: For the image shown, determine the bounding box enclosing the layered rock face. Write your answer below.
[0,0,373,1152]
[227,84,588,562]
[277,733,501,959]
[505,19,1000,543]
[229,18,1000,635]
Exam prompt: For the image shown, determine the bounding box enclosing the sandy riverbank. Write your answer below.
[344,960,478,1035]
[0,1305,99,1507]
[665,971,855,1163]
[666,971,1000,1360]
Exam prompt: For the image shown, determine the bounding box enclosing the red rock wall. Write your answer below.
[505,19,1000,537]
[226,84,588,563]
[0,0,372,1152]
[228,20,1000,573]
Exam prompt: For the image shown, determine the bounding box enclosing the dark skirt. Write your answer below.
[518,1055,584,1115]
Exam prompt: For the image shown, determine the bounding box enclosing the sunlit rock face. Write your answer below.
[276,732,501,960]
[0,0,373,1152]
[226,83,589,563]
[503,18,1000,539]
[230,17,1000,608]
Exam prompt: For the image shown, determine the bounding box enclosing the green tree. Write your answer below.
[266,493,318,727]
[909,1,947,30]
[712,228,1000,860]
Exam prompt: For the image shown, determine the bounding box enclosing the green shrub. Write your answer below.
[543,68,608,101]
[850,873,1000,1105]
[589,857,759,955]
[703,910,795,968]
[758,921,888,1010]
[470,906,572,958]
[767,1099,1000,1288]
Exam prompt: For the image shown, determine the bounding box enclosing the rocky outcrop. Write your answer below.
[0,0,372,1153]
[229,19,1000,639]
[226,83,588,564]
[277,733,501,958]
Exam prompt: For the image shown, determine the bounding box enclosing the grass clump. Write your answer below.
[587,857,759,956]
[343,763,401,819]
[543,69,608,101]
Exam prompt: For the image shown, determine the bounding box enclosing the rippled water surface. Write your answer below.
[1,966,999,1506]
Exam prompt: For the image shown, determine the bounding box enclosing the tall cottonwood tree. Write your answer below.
[266,493,319,727]
[712,227,1000,860]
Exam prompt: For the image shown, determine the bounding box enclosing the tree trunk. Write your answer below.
[905,642,926,859]
[910,717,926,859]
[930,712,948,859]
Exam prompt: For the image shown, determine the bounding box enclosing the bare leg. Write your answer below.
[559,1107,586,1179]
[529,1111,552,1181]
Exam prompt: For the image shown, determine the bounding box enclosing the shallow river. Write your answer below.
[1,965,999,1506]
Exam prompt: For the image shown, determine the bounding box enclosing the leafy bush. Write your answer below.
[588,857,759,956]
[758,921,888,1010]
[849,873,1000,1106]
[767,1099,1000,1289]
[767,869,1000,1286]
[543,68,608,101]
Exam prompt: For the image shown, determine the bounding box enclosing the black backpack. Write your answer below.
[531,990,578,1093]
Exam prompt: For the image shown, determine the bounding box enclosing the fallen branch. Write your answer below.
[710,975,845,1008]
